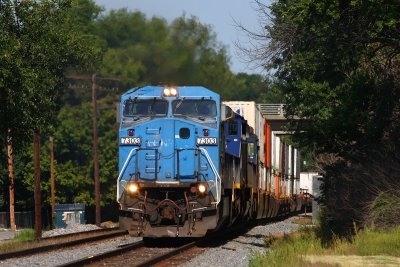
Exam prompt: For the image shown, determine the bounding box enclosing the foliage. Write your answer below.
[0,3,274,218]
[94,10,270,101]
[369,191,400,230]
[250,226,400,266]
[254,0,400,235]
[13,229,35,242]
[250,227,324,267]
[0,0,101,146]
[21,101,118,207]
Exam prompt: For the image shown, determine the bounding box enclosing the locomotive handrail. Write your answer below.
[198,147,221,206]
[117,147,139,202]
[117,147,221,205]
[117,148,140,182]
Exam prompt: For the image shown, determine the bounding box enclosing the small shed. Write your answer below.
[54,203,85,228]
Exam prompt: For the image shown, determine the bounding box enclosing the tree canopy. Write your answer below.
[254,0,400,236]
[0,1,276,224]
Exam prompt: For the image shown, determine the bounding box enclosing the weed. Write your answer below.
[13,229,35,242]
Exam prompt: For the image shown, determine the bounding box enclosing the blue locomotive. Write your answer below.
[117,85,303,238]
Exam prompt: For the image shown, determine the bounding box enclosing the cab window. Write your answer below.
[172,100,217,117]
[229,122,238,135]
[123,99,168,116]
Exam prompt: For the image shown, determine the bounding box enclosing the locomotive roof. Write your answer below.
[121,85,220,100]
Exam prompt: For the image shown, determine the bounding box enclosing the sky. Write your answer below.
[95,0,268,74]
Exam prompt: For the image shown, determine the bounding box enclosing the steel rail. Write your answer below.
[0,229,127,261]
[135,241,197,267]
[57,241,145,267]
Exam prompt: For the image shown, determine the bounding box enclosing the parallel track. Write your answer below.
[0,228,128,260]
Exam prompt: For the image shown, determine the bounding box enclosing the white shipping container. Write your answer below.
[284,144,290,178]
[295,149,301,179]
[259,165,266,190]
[272,133,281,171]
[267,170,272,193]
[288,145,292,176]
[293,149,300,195]
[287,177,291,197]
[222,101,257,129]
[295,177,300,195]
[300,172,319,195]
[256,110,265,164]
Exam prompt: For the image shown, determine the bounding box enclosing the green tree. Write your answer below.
[94,11,247,99]
[0,0,100,146]
[0,0,101,224]
[255,0,400,235]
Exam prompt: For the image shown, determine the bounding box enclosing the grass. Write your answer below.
[13,229,36,242]
[249,226,400,267]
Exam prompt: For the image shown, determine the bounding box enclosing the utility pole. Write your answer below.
[50,136,55,229]
[7,128,16,231]
[34,132,42,239]
[67,74,121,226]
[92,74,101,226]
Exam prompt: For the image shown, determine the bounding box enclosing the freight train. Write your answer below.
[117,85,303,238]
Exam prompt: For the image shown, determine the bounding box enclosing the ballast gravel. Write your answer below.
[0,217,304,266]
[0,235,142,267]
[0,224,142,267]
[42,223,101,237]
[182,217,302,267]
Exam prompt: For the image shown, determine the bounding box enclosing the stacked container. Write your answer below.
[222,101,301,200]
[222,101,266,192]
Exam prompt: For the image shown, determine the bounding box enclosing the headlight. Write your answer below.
[163,88,171,96]
[126,182,139,194]
[163,87,178,97]
[198,184,206,194]
[170,87,178,96]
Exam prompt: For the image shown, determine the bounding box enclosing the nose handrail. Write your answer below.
[117,147,221,206]
[117,148,139,202]
[198,147,221,206]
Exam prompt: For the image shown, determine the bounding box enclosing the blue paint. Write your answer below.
[118,86,220,189]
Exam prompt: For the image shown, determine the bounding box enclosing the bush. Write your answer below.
[369,191,400,229]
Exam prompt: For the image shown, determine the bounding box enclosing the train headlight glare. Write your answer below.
[163,88,171,96]
[126,183,139,194]
[198,184,206,194]
[170,88,178,96]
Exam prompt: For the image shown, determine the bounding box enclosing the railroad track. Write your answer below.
[0,228,128,260]
[59,238,201,267]
[59,222,254,267]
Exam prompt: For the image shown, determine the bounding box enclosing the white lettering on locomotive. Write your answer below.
[196,137,217,145]
[120,137,141,145]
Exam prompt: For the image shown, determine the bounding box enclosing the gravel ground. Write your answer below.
[42,224,101,238]
[0,224,142,267]
[0,217,303,266]
[0,235,142,267]
[182,217,302,267]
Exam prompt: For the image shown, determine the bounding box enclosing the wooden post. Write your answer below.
[92,74,101,226]
[7,128,16,231]
[50,136,55,229]
[34,132,42,239]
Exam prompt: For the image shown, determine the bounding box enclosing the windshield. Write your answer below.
[123,99,168,117]
[172,99,217,118]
